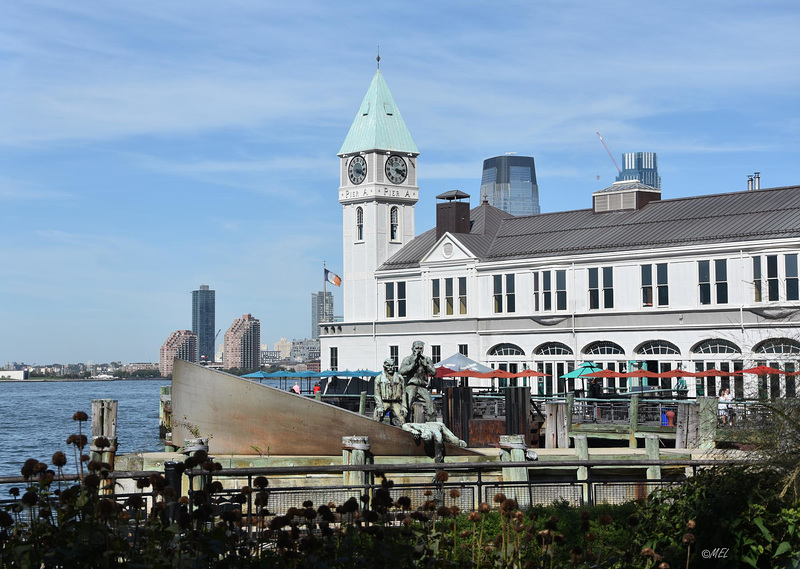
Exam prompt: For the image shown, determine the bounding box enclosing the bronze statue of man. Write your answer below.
[399,340,436,422]
[373,357,406,427]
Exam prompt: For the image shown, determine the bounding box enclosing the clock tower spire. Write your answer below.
[338,67,419,322]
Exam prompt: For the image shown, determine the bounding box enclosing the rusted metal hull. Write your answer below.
[171,360,478,457]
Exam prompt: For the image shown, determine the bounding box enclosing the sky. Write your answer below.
[1,1,799,365]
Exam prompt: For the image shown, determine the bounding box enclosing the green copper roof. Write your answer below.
[338,70,419,156]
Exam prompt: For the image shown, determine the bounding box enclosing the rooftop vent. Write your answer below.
[592,180,660,213]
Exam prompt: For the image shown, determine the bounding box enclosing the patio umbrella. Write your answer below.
[438,369,488,378]
[618,370,661,378]
[658,369,696,378]
[479,369,517,379]
[514,369,550,378]
[560,362,604,391]
[740,365,785,375]
[583,369,626,378]
[690,368,742,377]
[241,371,273,379]
[435,353,493,373]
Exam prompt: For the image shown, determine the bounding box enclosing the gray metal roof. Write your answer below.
[379,185,800,270]
[595,180,660,193]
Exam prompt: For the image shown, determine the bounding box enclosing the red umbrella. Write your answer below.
[583,369,626,378]
[618,370,661,378]
[740,365,785,375]
[437,369,489,378]
[691,368,743,377]
[513,369,550,378]
[658,369,696,378]
[478,369,517,379]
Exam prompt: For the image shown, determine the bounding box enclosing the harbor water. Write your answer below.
[0,379,164,478]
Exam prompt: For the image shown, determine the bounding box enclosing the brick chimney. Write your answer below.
[436,190,470,239]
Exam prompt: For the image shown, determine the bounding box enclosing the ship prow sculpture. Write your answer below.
[171,360,478,458]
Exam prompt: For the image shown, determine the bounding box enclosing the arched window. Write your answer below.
[635,340,680,355]
[691,339,741,354]
[488,343,525,357]
[753,338,800,354]
[390,207,399,241]
[356,207,364,241]
[534,342,573,356]
[583,341,625,355]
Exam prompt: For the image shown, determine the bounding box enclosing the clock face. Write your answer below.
[348,156,367,184]
[385,155,407,184]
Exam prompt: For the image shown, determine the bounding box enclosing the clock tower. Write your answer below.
[338,67,419,322]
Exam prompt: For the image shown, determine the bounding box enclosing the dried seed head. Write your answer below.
[52,452,67,468]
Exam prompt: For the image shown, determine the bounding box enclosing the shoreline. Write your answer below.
[0,377,168,383]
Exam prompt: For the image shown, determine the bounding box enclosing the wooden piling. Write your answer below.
[358,391,367,416]
[342,436,372,489]
[574,434,589,504]
[90,399,118,488]
[628,396,640,448]
[499,434,528,483]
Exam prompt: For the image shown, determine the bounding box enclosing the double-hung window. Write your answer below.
[493,274,516,313]
[588,267,614,309]
[385,282,406,318]
[753,254,799,302]
[534,269,567,312]
[432,277,467,316]
[642,263,668,307]
[698,259,728,305]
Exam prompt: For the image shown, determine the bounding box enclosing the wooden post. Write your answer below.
[629,395,640,448]
[358,391,367,416]
[645,434,661,481]
[499,434,528,483]
[342,436,372,490]
[645,434,661,496]
[505,387,532,445]
[90,399,118,468]
[544,401,569,449]
[675,402,691,449]
[444,387,473,446]
[697,397,718,449]
[574,434,589,505]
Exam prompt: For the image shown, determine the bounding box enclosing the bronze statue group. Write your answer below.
[372,340,467,462]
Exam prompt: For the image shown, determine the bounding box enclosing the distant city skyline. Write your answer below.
[2,3,799,363]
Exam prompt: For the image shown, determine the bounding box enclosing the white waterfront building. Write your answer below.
[320,69,800,400]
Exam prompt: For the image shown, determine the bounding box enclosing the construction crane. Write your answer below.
[596,132,621,174]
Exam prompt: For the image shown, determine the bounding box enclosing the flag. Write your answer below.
[325,269,342,287]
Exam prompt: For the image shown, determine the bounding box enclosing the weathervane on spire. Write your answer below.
[377,46,380,69]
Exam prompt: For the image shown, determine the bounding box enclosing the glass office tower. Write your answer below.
[192,284,216,363]
[480,155,540,216]
[616,152,661,189]
[311,291,334,340]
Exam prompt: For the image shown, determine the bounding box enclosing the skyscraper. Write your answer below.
[480,155,540,216]
[223,314,260,369]
[616,152,661,189]
[311,291,333,339]
[159,330,197,377]
[192,284,215,363]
